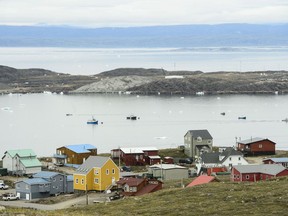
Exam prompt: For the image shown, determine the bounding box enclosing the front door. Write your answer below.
[26,193,30,200]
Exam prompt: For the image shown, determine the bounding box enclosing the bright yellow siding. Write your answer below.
[73,158,120,192]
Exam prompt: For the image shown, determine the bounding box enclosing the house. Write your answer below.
[111,147,160,166]
[184,130,213,158]
[73,156,120,192]
[231,164,288,182]
[2,149,42,176]
[186,175,216,187]
[53,144,97,165]
[15,171,73,200]
[263,158,288,168]
[237,137,276,156]
[116,177,162,196]
[148,164,189,180]
[200,147,248,168]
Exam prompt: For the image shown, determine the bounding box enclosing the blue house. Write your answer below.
[15,171,73,200]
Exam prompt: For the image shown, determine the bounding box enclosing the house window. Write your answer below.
[229,157,232,161]
[246,175,249,180]
[94,178,99,184]
[95,169,99,175]
[106,169,109,175]
[60,177,63,181]
[238,157,241,161]
[16,184,20,189]
[26,185,29,190]
[81,179,84,185]
[112,169,115,174]
[53,178,56,182]
[76,179,79,184]
[259,144,262,148]
[208,140,211,144]
[197,137,202,142]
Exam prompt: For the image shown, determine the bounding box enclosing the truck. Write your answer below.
[2,193,20,201]
[0,183,9,190]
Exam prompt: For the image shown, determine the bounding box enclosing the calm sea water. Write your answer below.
[1,93,288,157]
[0,47,288,75]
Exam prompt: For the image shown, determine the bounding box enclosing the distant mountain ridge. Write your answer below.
[0,24,287,47]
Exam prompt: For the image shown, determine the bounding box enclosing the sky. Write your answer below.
[0,0,288,27]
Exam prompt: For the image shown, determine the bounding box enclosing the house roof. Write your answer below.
[233,164,286,175]
[121,147,158,154]
[33,171,63,179]
[74,156,111,174]
[149,164,187,170]
[21,178,50,185]
[117,177,145,186]
[263,158,288,163]
[201,152,221,164]
[220,147,244,163]
[5,149,37,158]
[238,137,275,145]
[186,175,216,187]
[148,155,161,159]
[185,130,213,139]
[134,183,160,196]
[20,158,42,168]
[64,144,97,154]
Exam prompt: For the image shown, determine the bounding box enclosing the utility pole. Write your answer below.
[86,180,88,205]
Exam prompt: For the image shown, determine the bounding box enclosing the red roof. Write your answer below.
[186,175,215,187]
[116,177,145,187]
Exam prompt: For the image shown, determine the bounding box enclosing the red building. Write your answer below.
[111,147,160,166]
[116,177,162,196]
[237,137,276,156]
[263,158,288,168]
[231,164,288,182]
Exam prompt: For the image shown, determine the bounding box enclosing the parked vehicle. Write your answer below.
[122,166,131,172]
[2,193,20,201]
[0,183,9,190]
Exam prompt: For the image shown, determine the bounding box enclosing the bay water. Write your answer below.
[1,93,288,157]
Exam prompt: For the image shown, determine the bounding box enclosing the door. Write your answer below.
[26,193,30,200]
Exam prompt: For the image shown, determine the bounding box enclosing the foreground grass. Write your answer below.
[2,177,288,216]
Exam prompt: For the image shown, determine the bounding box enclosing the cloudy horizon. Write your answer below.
[1,0,288,28]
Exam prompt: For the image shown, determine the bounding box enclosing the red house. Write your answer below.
[263,158,288,168]
[237,137,276,156]
[231,164,288,182]
[111,147,160,166]
[116,177,162,196]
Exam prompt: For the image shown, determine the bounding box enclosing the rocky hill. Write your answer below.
[1,65,288,95]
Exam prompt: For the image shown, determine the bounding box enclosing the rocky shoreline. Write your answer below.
[1,65,288,95]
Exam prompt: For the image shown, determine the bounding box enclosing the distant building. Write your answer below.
[53,144,97,165]
[263,158,288,168]
[237,137,276,156]
[2,149,42,176]
[184,130,213,158]
[148,164,189,180]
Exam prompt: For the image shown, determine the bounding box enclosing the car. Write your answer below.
[0,183,9,190]
[2,193,20,201]
[122,166,131,172]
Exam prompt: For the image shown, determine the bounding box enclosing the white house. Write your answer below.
[200,147,248,168]
[2,149,42,175]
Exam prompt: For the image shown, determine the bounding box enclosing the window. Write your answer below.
[246,175,249,180]
[25,185,29,190]
[76,179,79,184]
[81,179,84,185]
[106,169,109,175]
[238,157,241,161]
[196,136,202,142]
[112,169,115,174]
[229,157,232,161]
[53,178,56,182]
[95,169,99,175]
[259,144,262,148]
[94,178,99,184]
[60,177,63,181]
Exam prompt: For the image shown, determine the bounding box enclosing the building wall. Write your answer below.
[46,174,66,195]
[16,182,50,200]
[21,166,42,175]
[151,168,188,180]
[250,140,275,153]
[2,153,13,171]
[57,147,96,165]
[98,159,120,191]
[73,173,87,191]
[184,132,213,158]
[222,155,248,167]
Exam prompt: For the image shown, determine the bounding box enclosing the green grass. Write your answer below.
[159,148,187,158]
[2,177,288,215]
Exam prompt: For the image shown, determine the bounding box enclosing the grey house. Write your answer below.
[184,130,213,158]
[15,171,73,200]
[148,164,189,180]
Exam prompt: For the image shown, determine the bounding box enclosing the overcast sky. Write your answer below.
[1,0,288,27]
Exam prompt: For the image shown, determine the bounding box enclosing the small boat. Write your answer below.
[87,117,98,125]
[220,112,226,116]
[282,118,288,122]
[127,115,138,120]
[238,116,246,120]
[66,113,73,116]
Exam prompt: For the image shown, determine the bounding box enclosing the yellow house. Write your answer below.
[73,156,120,191]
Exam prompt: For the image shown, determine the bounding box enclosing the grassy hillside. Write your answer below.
[3,177,288,215]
